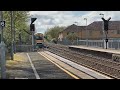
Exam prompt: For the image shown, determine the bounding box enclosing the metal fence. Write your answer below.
[15,45,34,52]
[80,40,104,48]
[15,39,120,52]
[58,39,120,50]
[108,40,120,49]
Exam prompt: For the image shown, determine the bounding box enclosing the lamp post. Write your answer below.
[74,22,78,45]
[84,18,88,46]
[99,13,104,18]
[99,13,105,48]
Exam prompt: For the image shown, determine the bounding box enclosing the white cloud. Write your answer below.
[29,11,120,34]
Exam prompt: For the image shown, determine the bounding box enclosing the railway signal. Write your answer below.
[30,18,37,31]
[30,18,37,51]
[30,24,35,31]
[101,17,111,49]
[31,18,37,24]
[102,17,111,31]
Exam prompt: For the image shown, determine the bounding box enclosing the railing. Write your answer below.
[80,40,104,48]
[58,39,120,50]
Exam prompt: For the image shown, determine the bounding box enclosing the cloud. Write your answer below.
[29,11,120,34]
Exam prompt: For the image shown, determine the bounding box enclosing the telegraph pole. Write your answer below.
[84,18,88,46]
[0,11,6,79]
[13,11,16,53]
[10,11,14,60]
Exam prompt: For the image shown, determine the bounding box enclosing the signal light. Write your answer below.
[30,24,35,31]
[102,17,111,31]
[104,21,109,31]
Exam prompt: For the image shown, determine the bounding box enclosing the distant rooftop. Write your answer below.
[63,21,120,32]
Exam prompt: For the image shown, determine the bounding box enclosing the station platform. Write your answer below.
[6,51,113,79]
[41,51,111,79]
[6,52,74,79]
[69,45,120,54]
[68,45,120,60]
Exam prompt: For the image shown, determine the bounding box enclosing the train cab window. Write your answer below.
[36,36,43,40]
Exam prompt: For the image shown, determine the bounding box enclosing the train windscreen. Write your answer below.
[36,36,43,40]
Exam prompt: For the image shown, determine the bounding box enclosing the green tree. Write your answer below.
[44,26,66,42]
[2,11,30,47]
[66,32,77,44]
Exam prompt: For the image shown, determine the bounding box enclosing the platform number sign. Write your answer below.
[0,21,5,27]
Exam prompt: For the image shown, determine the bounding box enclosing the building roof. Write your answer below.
[87,21,102,30]
[63,21,120,32]
[87,21,120,30]
[63,24,86,32]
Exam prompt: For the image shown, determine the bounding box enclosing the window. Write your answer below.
[36,36,43,40]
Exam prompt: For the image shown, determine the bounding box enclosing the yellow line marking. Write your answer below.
[38,52,80,79]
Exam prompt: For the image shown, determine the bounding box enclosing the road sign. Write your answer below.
[0,21,5,27]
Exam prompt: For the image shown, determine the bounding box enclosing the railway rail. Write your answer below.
[44,43,120,79]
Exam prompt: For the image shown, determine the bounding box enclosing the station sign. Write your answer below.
[0,21,5,27]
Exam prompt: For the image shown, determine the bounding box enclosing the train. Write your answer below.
[34,33,44,49]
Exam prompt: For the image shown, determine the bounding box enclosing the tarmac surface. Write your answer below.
[6,52,74,79]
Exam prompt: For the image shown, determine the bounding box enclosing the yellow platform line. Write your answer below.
[38,52,80,79]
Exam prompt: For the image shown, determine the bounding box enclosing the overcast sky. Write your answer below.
[29,11,120,34]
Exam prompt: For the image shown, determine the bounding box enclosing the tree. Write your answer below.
[66,32,77,45]
[2,11,30,47]
[44,26,66,42]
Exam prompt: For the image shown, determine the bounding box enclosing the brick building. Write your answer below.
[58,21,120,41]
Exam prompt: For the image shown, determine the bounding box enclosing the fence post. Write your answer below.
[118,40,120,49]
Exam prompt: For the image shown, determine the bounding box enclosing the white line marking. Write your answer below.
[27,53,40,79]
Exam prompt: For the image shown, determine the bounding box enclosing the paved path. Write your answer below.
[6,53,36,79]
[6,52,74,79]
[28,52,74,79]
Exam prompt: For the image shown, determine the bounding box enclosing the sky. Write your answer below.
[29,11,120,34]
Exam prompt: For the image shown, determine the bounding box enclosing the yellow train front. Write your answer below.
[34,33,44,50]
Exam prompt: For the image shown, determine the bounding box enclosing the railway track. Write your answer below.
[44,43,120,79]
